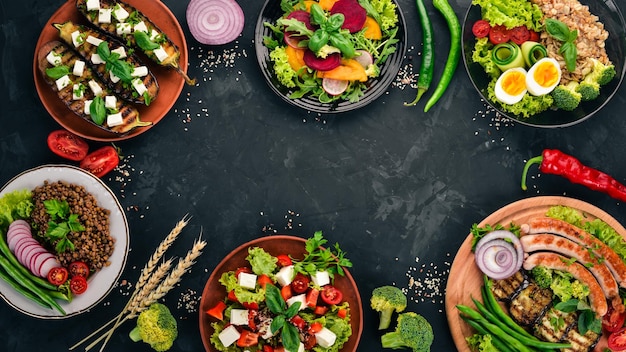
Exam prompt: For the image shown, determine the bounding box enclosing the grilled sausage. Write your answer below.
[523,252,608,317]
[54,21,159,105]
[526,217,626,288]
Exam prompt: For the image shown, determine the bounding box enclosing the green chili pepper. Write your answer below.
[424,0,461,112]
[405,0,434,106]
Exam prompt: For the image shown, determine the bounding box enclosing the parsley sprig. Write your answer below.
[292,231,353,280]
[44,199,85,253]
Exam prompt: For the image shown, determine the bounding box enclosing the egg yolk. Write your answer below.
[501,71,527,96]
[533,61,560,88]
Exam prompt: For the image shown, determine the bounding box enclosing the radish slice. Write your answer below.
[474,230,523,280]
[354,50,373,68]
[8,231,33,251]
[322,78,349,96]
[186,0,245,45]
[39,256,60,278]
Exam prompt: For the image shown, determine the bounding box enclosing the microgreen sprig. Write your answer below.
[43,199,85,253]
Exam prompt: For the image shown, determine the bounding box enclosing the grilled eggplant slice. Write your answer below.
[491,270,528,301]
[508,281,554,327]
[563,325,601,352]
[534,307,578,343]
[75,0,195,85]
[38,41,151,134]
[54,21,159,105]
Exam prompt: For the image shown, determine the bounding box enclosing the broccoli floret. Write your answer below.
[371,285,407,330]
[366,64,381,78]
[381,312,434,351]
[129,303,178,352]
[589,58,616,86]
[576,78,600,101]
[530,265,553,289]
[531,265,590,302]
[551,81,581,111]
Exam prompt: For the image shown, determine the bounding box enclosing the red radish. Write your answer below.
[354,50,373,68]
[8,231,32,251]
[322,78,349,95]
[36,254,57,278]
[303,50,341,71]
[14,238,38,260]
[330,0,367,33]
[186,0,245,45]
[39,257,59,278]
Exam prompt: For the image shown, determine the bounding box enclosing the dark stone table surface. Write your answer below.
[1,0,625,351]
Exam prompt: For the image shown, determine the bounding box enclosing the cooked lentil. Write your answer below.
[531,0,611,84]
[29,180,115,270]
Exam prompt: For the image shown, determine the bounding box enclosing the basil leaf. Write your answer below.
[285,301,301,318]
[554,299,579,313]
[545,18,570,42]
[326,14,345,32]
[281,323,300,352]
[90,96,106,125]
[270,315,285,334]
[560,41,577,72]
[134,31,160,51]
[96,42,111,61]
[265,284,286,314]
[108,60,133,83]
[45,65,70,80]
[310,4,326,25]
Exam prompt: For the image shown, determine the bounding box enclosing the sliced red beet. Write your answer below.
[330,0,367,33]
[283,10,314,48]
[303,50,341,71]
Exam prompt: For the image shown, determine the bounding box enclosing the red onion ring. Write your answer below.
[474,230,523,280]
[186,0,245,45]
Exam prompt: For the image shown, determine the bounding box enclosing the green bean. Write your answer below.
[0,255,65,315]
[461,315,515,352]
[0,265,50,309]
[0,229,56,290]
[424,0,461,112]
[404,0,434,106]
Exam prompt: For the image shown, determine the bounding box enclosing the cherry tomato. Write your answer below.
[472,19,491,38]
[237,330,259,347]
[320,285,343,305]
[70,275,88,294]
[257,274,273,288]
[489,25,510,44]
[79,145,119,178]
[206,301,227,320]
[528,30,540,42]
[47,130,89,161]
[603,306,626,333]
[609,327,626,351]
[276,254,292,267]
[68,261,89,278]
[290,315,306,330]
[509,26,531,45]
[291,273,310,294]
[47,267,69,286]
[305,288,320,308]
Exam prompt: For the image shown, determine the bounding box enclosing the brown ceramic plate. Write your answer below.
[33,0,188,141]
[445,196,626,351]
[199,235,363,352]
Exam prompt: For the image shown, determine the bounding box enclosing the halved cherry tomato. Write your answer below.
[609,327,626,351]
[228,290,239,302]
[309,322,323,334]
[276,254,292,267]
[305,288,320,308]
[47,267,69,286]
[337,308,348,319]
[206,301,227,320]
[237,330,259,347]
[509,26,531,45]
[290,315,306,330]
[79,145,119,178]
[68,261,89,278]
[291,273,310,294]
[257,274,273,288]
[281,285,293,301]
[70,275,88,294]
[320,285,343,305]
[472,19,491,38]
[489,25,510,44]
[314,305,328,315]
[47,130,89,161]
[603,306,626,333]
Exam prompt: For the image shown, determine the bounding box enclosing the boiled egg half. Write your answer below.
[526,57,561,96]
[494,67,527,105]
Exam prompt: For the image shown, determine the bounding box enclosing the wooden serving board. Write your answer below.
[445,196,626,352]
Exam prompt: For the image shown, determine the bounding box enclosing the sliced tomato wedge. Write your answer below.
[337,308,348,319]
[528,30,540,42]
[314,305,329,315]
[320,285,343,305]
[603,306,626,333]
[257,274,273,288]
[488,25,510,45]
[291,273,310,294]
[70,275,88,294]
[609,327,626,351]
[290,315,306,330]
[276,254,292,267]
[305,287,320,308]
[68,261,89,278]
[47,130,89,161]
[281,285,293,301]
[509,26,531,45]
[228,290,239,302]
[206,301,227,320]
[47,267,69,286]
[263,345,274,352]
[248,309,258,331]
[309,322,323,334]
[79,145,119,178]
[237,330,259,347]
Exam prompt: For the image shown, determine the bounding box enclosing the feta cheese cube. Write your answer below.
[86,0,100,11]
[55,75,71,91]
[106,112,123,127]
[86,35,103,47]
[259,318,274,339]
[84,100,92,115]
[72,84,84,100]
[229,309,249,326]
[46,51,62,66]
[311,271,331,287]
[98,8,112,24]
[105,95,117,109]
[73,60,85,77]
[149,29,160,41]
[91,53,105,65]
[286,294,307,311]
[112,4,129,21]
[275,265,295,286]
[237,272,257,290]
[110,71,121,83]
[315,328,337,348]
[132,78,147,96]
[218,325,240,348]
[71,30,84,47]
[133,21,148,33]
[116,23,132,35]
[111,46,127,59]
[153,45,169,63]
[88,80,103,96]
[285,342,305,352]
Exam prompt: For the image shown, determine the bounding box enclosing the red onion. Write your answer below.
[186,0,245,45]
[474,230,523,280]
